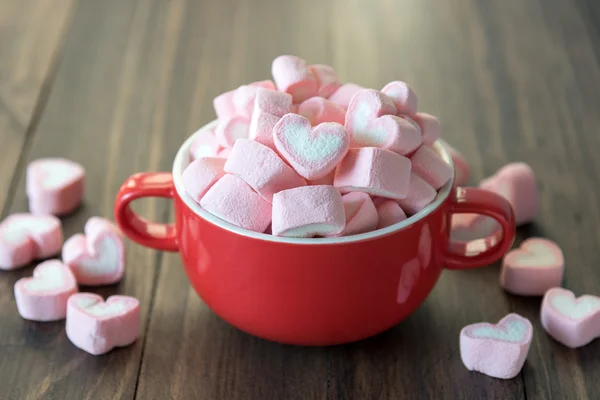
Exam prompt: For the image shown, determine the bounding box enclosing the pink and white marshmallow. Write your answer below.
[62,217,126,286]
[189,127,220,160]
[182,157,226,203]
[224,139,306,202]
[298,97,346,126]
[272,55,318,103]
[273,114,349,180]
[213,90,236,120]
[541,288,600,348]
[200,174,272,232]
[328,192,378,237]
[0,213,63,270]
[345,89,422,155]
[439,139,470,186]
[309,64,341,98]
[460,313,533,379]
[376,200,408,229]
[412,112,440,145]
[215,115,250,149]
[479,162,538,225]
[334,147,411,200]
[328,83,364,109]
[410,145,453,190]
[14,260,78,321]
[396,173,437,215]
[381,81,418,116]
[272,185,345,237]
[27,158,85,216]
[66,293,140,355]
[500,238,564,296]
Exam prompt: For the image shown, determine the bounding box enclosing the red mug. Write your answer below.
[114,122,516,346]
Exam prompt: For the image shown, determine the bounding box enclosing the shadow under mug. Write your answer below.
[114,121,516,346]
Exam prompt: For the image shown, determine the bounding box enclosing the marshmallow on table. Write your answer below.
[449,214,502,255]
[27,158,85,216]
[345,89,422,155]
[0,213,63,270]
[200,174,272,232]
[396,173,437,215]
[334,147,411,200]
[460,313,533,379]
[381,81,418,116]
[215,115,250,149]
[541,288,600,348]
[272,185,345,237]
[412,112,440,145]
[439,139,470,186]
[479,162,537,225]
[14,260,78,321]
[328,83,364,109]
[273,113,349,180]
[182,157,226,203]
[66,293,140,355]
[298,96,346,126]
[309,64,341,98]
[500,238,564,296]
[272,55,318,103]
[410,145,453,190]
[62,217,126,286]
[189,128,220,160]
[224,139,306,202]
[376,200,407,228]
[327,192,378,237]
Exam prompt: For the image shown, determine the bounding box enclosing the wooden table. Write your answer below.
[1,0,600,398]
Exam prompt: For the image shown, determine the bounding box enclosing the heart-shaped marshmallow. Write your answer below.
[381,81,418,116]
[500,238,564,296]
[345,89,422,155]
[271,55,318,103]
[460,313,533,379]
[541,288,600,348]
[273,113,350,180]
[26,158,85,216]
[66,293,140,355]
[309,64,341,98]
[62,217,126,286]
[14,260,78,321]
[0,213,63,270]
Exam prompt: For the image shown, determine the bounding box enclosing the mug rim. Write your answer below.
[172,120,455,244]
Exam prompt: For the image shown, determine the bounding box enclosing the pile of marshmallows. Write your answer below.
[184,55,457,237]
[0,159,137,356]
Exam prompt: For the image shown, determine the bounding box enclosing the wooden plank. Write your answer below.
[0,0,197,398]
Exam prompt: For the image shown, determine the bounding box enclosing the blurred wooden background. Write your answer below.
[1,0,600,399]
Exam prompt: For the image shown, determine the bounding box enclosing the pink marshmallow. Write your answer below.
[254,88,292,117]
[27,158,85,216]
[248,110,279,150]
[328,83,364,109]
[14,260,78,321]
[213,90,236,120]
[376,200,407,229]
[224,139,306,202]
[272,55,318,103]
[541,288,600,348]
[410,145,452,190]
[273,114,350,180]
[217,148,232,158]
[189,128,220,160]
[381,81,418,116]
[272,185,345,237]
[232,85,260,118]
[412,112,440,145]
[298,96,346,126]
[345,90,422,155]
[396,173,437,215]
[250,80,276,90]
[215,115,250,148]
[479,162,538,225]
[500,238,564,296]
[309,64,341,98]
[334,147,411,200]
[328,192,378,237]
[200,174,272,232]
[439,139,470,186]
[62,217,126,286]
[66,293,140,355]
[182,157,226,203]
[460,313,533,379]
[0,213,63,270]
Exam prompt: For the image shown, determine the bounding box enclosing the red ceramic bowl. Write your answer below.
[114,121,516,346]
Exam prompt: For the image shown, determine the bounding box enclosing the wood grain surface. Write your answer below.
[1,0,600,399]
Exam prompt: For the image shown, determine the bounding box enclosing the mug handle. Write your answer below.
[114,172,179,252]
[443,186,516,270]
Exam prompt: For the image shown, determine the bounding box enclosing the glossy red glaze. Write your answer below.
[115,172,515,346]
